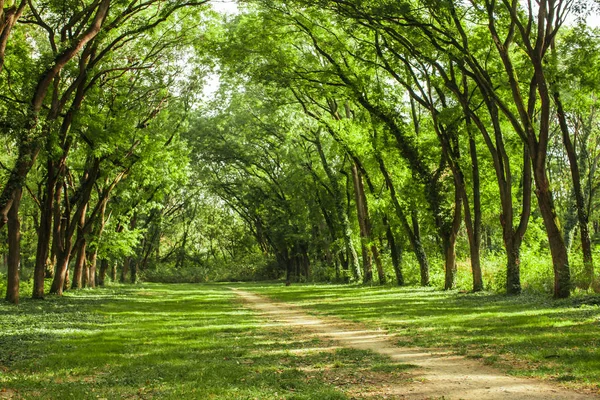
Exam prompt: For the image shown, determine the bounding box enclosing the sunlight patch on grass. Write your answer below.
[238,282,600,392]
[0,283,415,399]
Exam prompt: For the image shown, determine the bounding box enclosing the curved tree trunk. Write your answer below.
[554,91,594,289]
[314,133,361,281]
[377,155,430,285]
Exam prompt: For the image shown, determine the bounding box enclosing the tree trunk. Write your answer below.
[32,201,52,298]
[315,133,361,281]
[87,250,98,288]
[444,189,462,290]
[377,155,429,285]
[554,91,594,289]
[120,257,130,283]
[5,189,22,304]
[384,220,404,286]
[111,261,117,282]
[50,249,70,296]
[411,210,430,286]
[50,158,100,295]
[130,259,138,284]
[534,175,571,298]
[506,237,522,295]
[82,258,90,288]
[350,163,373,283]
[98,258,109,286]
[71,204,88,289]
[467,131,483,291]
[0,1,27,74]
[73,240,87,289]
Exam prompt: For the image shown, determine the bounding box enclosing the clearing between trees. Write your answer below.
[1,283,599,399]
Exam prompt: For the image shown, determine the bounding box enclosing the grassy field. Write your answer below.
[0,284,411,399]
[244,283,600,392]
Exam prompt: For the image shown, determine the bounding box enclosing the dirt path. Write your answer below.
[233,288,599,400]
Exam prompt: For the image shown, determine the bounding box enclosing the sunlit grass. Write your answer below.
[0,283,410,399]
[242,282,600,392]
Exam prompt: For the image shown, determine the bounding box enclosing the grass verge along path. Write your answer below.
[1,283,414,399]
[241,283,600,396]
[234,288,598,399]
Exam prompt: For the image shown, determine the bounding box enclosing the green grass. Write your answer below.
[241,282,600,392]
[0,283,410,399]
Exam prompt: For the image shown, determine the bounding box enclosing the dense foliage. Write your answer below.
[1,0,600,302]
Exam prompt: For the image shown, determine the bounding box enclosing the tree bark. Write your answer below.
[71,204,88,289]
[554,91,594,289]
[351,163,373,283]
[50,159,99,295]
[444,188,462,290]
[130,259,138,284]
[98,258,109,286]
[32,160,55,299]
[534,171,571,298]
[5,188,22,304]
[0,0,27,74]
[87,250,97,288]
[120,257,130,283]
[384,218,404,286]
[314,133,361,281]
[377,155,430,285]
[111,261,117,282]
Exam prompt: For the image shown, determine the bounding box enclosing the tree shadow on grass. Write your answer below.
[0,283,414,400]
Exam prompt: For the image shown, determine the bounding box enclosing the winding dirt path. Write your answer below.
[233,288,599,400]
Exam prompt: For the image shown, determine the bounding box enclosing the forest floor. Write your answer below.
[1,282,599,399]
[234,287,599,399]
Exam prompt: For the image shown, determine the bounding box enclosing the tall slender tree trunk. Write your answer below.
[377,155,429,285]
[467,131,483,291]
[411,210,430,286]
[71,204,87,289]
[384,218,404,286]
[51,249,70,295]
[120,257,130,283]
[353,163,386,284]
[72,239,87,289]
[87,250,97,288]
[32,167,54,299]
[130,259,138,284]
[111,262,117,282]
[314,133,361,281]
[534,170,571,298]
[98,258,109,286]
[5,188,22,304]
[444,189,462,290]
[351,163,373,283]
[82,258,90,288]
[554,91,594,289]
[33,138,71,298]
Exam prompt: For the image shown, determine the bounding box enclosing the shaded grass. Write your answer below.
[240,282,600,392]
[0,283,409,399]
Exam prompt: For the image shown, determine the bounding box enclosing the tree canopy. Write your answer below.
[2,0,600,303]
